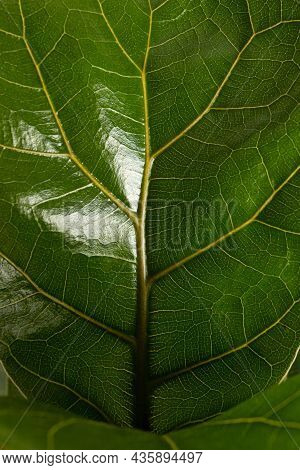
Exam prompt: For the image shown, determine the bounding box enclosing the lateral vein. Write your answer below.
[256,219,300,236]
[18,0,137,225]
[97,0,142,73]
[0,251,136,346]
[151,298,299,386]
[0,143,69,158]
[0,27,22,39]
[151,20,300,160]
[200,417,300,431]
[149,166,299,284]
[0,341,110,422]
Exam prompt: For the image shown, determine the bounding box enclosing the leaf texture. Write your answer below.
[1,375,300,449]
[289,352,300,376]
[0,0,299,433]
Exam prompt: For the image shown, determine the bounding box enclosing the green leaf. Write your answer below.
[169,374,300,450]
[289,351,300,377]
[0,364,8,396]
[0,399,169,450]
[1,375,300,449]
[0,0,299,433]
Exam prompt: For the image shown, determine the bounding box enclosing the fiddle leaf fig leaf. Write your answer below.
[289,352,300,377]
[169,373,300,450]
[1,375,300,450]
[0,0,299,434]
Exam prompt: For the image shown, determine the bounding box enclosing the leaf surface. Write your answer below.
[0,375,300,450]
[0,0,299,432]
[289,352,300,377]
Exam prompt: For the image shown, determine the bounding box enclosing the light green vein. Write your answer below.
[0,143,69,158]
[0,341,110,423]
[97,0,142,74]
[0,251,136,346]
[151,20,300,160]
[149,166,299,284]
[151,298,299,386]
[17,0,137,225]
[255,219,300,236]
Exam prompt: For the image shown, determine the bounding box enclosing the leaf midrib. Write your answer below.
[135,0,153,429]
[1,2,298,430]
[1,163,297,383]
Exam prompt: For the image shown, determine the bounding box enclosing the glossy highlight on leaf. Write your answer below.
[0,0,299,435]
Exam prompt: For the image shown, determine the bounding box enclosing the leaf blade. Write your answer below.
[0,376,300,449]
[0,0,299,433]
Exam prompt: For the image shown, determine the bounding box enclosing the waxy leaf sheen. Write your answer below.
[0,0,299,433]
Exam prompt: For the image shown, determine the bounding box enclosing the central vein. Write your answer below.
[135,3,153,430]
